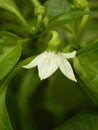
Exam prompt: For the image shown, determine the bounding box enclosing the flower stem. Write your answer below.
[30,0,41,7]
[18,70,40,130]
[75,7,90,44]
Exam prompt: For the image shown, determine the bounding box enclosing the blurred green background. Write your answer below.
[0,0,98,130]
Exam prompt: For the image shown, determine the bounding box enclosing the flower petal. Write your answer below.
[38,52,59,80]
[61,51,76,59]
[23,51,47,69]
[59,54,77,82]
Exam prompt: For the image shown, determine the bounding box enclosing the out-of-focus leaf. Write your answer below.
[54,111,98,130]
[18,70,40,130]
[44,70,92,123]
[0,0,28,27]
[73,40,98,104]
[0,31,22,80]
[48,10,90,29]
[44,0,70,18]
[0,0,18,13]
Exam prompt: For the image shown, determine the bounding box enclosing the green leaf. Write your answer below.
[0,0,28,27]
[54,111,98,130]
[44,70,92,123]
[48,10,90,29]
[73,40,98,104]
[0,31,22,80]
[44,0,70,18]
[0,87,13,130]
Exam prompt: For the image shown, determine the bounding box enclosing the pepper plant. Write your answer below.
[0,0,98,130]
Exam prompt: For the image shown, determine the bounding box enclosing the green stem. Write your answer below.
[30,0,41,7]
[16,12,28,28]
[0,85,13,130]
[75,7,90,44]
[18,70,40,130]
[19,38,32,46]
[37,15,43,28]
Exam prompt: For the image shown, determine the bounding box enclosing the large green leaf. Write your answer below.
[54,111,98,130]
[0,31,22,80]
[0,0,28,27]
[73,40,98,104]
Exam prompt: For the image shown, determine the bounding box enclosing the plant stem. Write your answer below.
[18,70,40,130]
[75,7,90,44]
[16,12,28,28]
[19,38,32,46]
[30,0,41,7]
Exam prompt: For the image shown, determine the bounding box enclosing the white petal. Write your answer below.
[59,54,77,82]
[61,51,76,59]
[23,51,47,69]
[38,52,59,80]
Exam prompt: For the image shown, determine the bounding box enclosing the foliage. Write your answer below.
[0,0,98,130]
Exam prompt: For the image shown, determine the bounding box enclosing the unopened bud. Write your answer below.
[34,5,45,16]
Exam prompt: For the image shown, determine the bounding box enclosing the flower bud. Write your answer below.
[34,5,45,16]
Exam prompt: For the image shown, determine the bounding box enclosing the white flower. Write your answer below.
[23,51,77,82]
